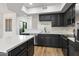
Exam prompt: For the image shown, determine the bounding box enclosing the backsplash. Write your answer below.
[38,21,74,33]
[38,21,52,32]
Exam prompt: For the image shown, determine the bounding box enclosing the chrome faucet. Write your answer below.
[44,27,47,33]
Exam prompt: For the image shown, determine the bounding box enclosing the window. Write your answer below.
[19,21,27,34]
[5,19,12,32]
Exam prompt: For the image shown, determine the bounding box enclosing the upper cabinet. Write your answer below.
[39,13,65,27]
[39,14,51,21]
[51,14,58,26]
[64,4,75,26]
[39,3,75,27]
[51,14,64,27]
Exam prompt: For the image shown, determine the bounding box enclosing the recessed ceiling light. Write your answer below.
[29,3,32,5]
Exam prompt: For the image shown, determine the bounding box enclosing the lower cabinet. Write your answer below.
[75,42,79,56]
[35,34,63,48]
[35,34,69,56]
[62,39,68,56]
[68,40,76,56]
[17,48,28,56]
[68,45,75,56]
[28,46,34,56]
[8,38,34,56]
[60,35,68,56]
[27,38,34,56]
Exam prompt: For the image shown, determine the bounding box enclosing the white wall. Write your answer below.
[18,15,32,31]
[0,4,17,40]
[3,13,17,40]
[75,4,79,36]
[31,14,39,29]
[0,15,3,38]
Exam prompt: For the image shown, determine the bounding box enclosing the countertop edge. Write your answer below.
[6,35,34,53]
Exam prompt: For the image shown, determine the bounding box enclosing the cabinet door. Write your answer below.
[17,48,28,56]
[64,13,67,26]
[51,14,58,27]
[28,46,34,56]
[37,36,47,46]
[68,40,76,56]
[44,15,51,21]
[39,15,45,21]
[8,47,22,56]
[27,38,34,56]
[58,37,63,48]
[60,36,68,56]
[49,35,58,47]
[69,7,72,19]
[69,45,75,56]
[72,4,75,23]
[39,15,51,21]
[58,14,64,26]
[27,38,34,47]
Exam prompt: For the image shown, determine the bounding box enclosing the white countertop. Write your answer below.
[40,31,73,35]
[23,30,73,36]
[0,35,34,53]
[24,29,42,34]
[68,37,75,42]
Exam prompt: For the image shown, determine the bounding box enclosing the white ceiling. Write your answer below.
[24,3,63,8]
[7,3,26,16]
[6,3,73,16]
[7,3,64,16]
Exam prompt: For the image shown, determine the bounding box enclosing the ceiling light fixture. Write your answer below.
[29,3,32,5]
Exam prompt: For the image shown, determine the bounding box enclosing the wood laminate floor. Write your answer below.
[34,46,64,56]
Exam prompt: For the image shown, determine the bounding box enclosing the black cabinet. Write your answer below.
[61,36,68,56]
[39,4,75,26]
[39,13,65,27]
[35,34,64,48]
[64,4,75,26]
[27,38,34,56]
[58,14,64,26]
[64,39,68,56]
[68,40,76,56]
[28,46,34,56]
[75,42,79,56]
[51,14,59,27]
[8,38,34,56]
[35,34,50,46]
[17,48,28,56]
[68,45,75,56]
[39,14,51,21]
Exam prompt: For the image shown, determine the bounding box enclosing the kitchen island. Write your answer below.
[0,35,35,56]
